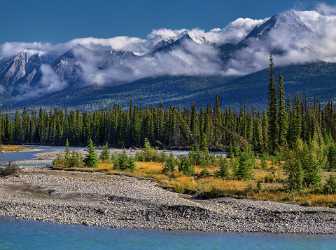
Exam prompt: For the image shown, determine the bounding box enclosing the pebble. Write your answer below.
[0,169,335,234]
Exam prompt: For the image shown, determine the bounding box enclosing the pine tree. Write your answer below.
[327,143,336,171]
[100,142,110,162]
[267,55,278,153]
[303,136,324,188]
[178,157,194,176]
[236,146,255,180]
[218,158,230,179]
[278,75,288,147]
[323,175,336,194]
[285,150,304,191]
[65,138,70,160]
[64,138,71,167]
[84,138,98,168]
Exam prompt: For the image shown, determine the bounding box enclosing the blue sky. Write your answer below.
[1,0,335,43]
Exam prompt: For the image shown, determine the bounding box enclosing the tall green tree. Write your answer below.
[100,142,110,162]
[267,55,278,153]
[278,75,288,147]
[84,138,98,168]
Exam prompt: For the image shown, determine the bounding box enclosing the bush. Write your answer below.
[67,152,84,168]
[189,145,214,167]
[113,152,136,171]
[323,176,336,194]
[260,157,268,169]
[52,154,66,168]
[163,154,176,174]
[135,138,167,162]
[327,144,336,171]
[0,163,19,177]
[200,167,210,177]
[217,157,230,179]
[178,157,194,176]
[52,150,84,169]
[100,143,110,162]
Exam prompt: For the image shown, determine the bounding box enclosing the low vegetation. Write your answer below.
[0,145,27,152]
[52,138,336,208]
[0,163,19,177]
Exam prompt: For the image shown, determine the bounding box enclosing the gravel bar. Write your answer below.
[0,169,335,234]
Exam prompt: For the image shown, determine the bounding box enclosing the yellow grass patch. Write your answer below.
[97,162,113,171]
[197,178,251,194]
[294,194,336,207]
[0,145,27,152]
[135,162,163,175]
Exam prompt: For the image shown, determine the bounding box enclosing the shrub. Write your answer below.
[327,144,336,171]
[260,157,268,169]
[178,157,194,176]
[52,151,84,169]
[323,176,336,194]
[135,138,166,162]
[163,154,176,174]
[52,154,66,168]
[68,152,84,168]
[100,143,110,162]
[200,167,210,177]
[217,157,230,179]
[113,152,136,171]
[0,163,19,177]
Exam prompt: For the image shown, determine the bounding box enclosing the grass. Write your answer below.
[53,159,336,208]
[0,145,28,152]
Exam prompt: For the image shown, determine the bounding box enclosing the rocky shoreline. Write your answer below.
[0,169,335,234]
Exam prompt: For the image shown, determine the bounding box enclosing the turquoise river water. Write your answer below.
[0,218,335,250]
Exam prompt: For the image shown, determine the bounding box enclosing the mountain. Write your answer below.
[8,62,336,111]
[0,9,336,110]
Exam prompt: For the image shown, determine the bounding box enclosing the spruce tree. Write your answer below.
[278,75,288,147]
[236,146,255,180]
[100,142,110,162]
[218,157,230,179]
[84,138,98,168]
[323,175,336,194]
[64,138,70,163]
[267,55,278,154]
[285,150,304,191]
[327,143,336,171]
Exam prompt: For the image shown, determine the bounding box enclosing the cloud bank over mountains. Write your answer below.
[1,4,336,99]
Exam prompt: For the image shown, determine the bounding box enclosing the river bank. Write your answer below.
[0,169,335,234]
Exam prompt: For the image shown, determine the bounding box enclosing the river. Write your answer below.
[0,145,225,168]
[0,218,335,250]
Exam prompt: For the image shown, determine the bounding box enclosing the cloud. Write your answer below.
[224,8,336,75]
[147,18,265,46]
[69,37,147,55]
[316,3,336,16]
[3,7,336,99]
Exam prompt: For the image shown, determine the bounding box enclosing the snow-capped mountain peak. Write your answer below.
[1,8,336,101]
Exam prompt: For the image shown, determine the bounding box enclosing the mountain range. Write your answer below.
[1,9,336,110]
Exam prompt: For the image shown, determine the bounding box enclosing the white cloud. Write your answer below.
[316,3,336,16]
[69,37,146,55]
[2,6,336,98]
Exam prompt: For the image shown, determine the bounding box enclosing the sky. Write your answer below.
[1,0,336,43]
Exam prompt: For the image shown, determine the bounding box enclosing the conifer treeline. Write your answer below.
[0,97,334,153]
[0,57,334,153]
